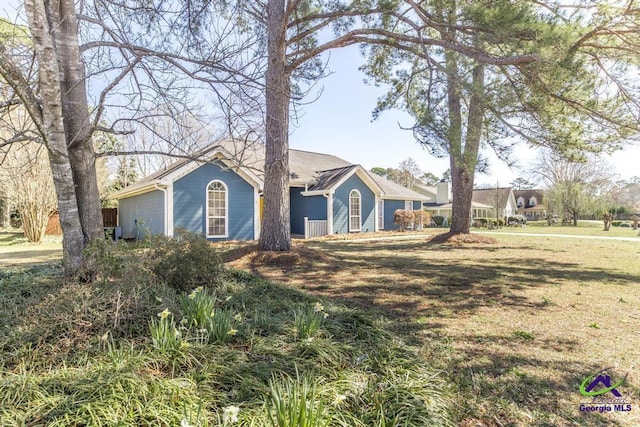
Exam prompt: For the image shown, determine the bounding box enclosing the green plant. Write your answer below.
[507,215,527,226]
[267,371,329,427]
[588,322,600,329]
[295,303,328,340]
[203,308,237,344]
[541,297,555,306]
[432,215,445,226]
[79,238,125,282]
[149,309,183,353]
[181,286,217,328]
[512,330,534,340]
[150,232,223,292]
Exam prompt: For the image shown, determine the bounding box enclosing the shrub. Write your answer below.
[620,222,632,228]
[432,215,445,226]
[412,210,430,230]
[150,232,223,292]
[612,221,623,227]
[507,215,527,226]
[393,210,413,231]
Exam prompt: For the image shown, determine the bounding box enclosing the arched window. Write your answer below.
[529,197,537,206]
[349,190,361,232]
[517,197,525,207]
[207,180,228,237]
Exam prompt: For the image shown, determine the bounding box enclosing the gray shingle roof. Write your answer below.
[307,165,358,191]
[370,174,429,201]
[114,140,426,201]
[472,187,513,207]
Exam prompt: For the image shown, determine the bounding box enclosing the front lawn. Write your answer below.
[228,233,640,426]
[478,219,640,238]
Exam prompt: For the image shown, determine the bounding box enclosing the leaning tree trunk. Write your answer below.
[58,0,104,241]
[25,0,85,271]
[259,0,291,251]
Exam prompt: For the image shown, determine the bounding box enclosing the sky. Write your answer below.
[2,2,638,187]
[290,44,640,187]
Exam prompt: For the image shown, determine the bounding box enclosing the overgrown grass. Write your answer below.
[0,240,453,426]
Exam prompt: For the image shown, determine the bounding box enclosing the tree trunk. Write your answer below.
[25,0,85,271]
[443,24,486,236]
[58,0,104,241]
[259,0,291,251]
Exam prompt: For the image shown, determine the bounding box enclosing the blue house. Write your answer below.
[113,140,428,240]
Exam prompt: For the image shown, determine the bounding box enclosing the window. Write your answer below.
[377,199,384,230]
[405,200,413,211]
[349,190,361,232]
[207,180,227,237]
[517,197,524,207]
[529,197,537,206]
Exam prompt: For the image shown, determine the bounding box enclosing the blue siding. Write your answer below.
[383,200,405,231]
[413,200,422,211]
[333,174,375,234]
[290,188,327,235]
[173,162,255,241]
[118,190,165,239]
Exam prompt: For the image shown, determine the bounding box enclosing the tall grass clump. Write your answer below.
[149,309,182,353]
[268,371,329,427]
[295,302,328,340]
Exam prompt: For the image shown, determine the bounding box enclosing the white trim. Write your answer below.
[301,190,330,196]
[325,193,334,235]
[349,189,362,232]
[331,167,384,197]
[114,183,161,199]
[205,180,229,238]
[381,196,429,201]
[253,186,260,239]
[167,182,174,236]
[377,199,384,230]
[404,200,413,211]
[154,183,169,236]
[166,152,263,189]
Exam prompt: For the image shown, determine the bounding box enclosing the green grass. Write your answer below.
[0,241,453,426]
[241,233,640,426]
[0,231,63,267]
[478,219,640,238]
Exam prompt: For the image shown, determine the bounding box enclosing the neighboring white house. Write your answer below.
[417,181,495,220]
[472,187,518,219]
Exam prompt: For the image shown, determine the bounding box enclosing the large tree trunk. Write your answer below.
[25,0,85,271]
[259,0,291,251]
[449,58,485,235]
[58,0,104,241]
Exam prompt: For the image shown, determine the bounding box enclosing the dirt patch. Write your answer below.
[225,242,332,270]
[427,232,497,244]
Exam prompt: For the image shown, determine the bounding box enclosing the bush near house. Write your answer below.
[507,215,527,226]
[432,215,446,226]
[394,210,432,231]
